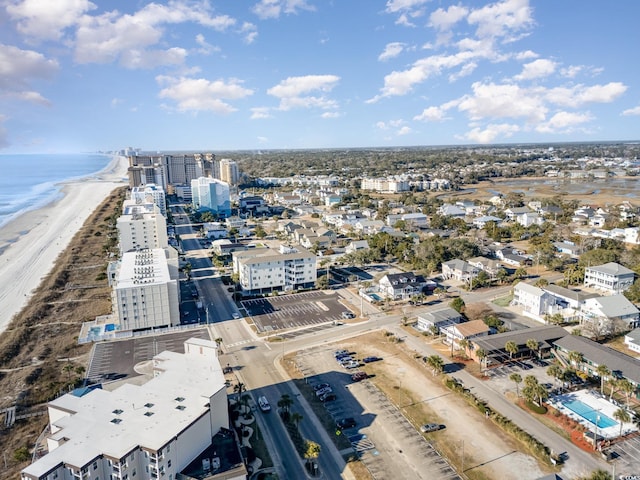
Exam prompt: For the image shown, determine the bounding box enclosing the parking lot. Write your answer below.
[242,291,352,334]
[293,346,460,480]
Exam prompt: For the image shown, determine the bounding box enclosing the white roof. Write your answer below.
[116,249,171,288]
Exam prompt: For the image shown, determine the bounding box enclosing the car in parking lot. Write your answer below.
[334,349,349,357]
[420,423,443,433]
[341,311,355,319]
[531,358,548,367]
[315,387,333,397]
[313,383,330,392]
[363,356,382,363]
[336,417,357,430]
[337,355,354,364]
[351,371,368,382]
[342,361,360,369]
[319,392,337,402]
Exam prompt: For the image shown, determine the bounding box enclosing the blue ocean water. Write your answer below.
[0,153,113,229]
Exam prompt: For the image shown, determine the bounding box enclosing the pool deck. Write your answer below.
[548,389,637,440]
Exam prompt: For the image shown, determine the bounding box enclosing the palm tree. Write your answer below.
[567,351,584,372]
[613,408,631,438]
[459,339,469,358]
[510,373,522,397]
[596,364,610,394]
[277,394,294,421]
[546,365,562,387]
[476,348,487,372]
[214,337,223,354]
[525,338,539,359]
[425,355,444,376]
[618,379,635,408]
[304,440,321,473]
[291,412,303,428]
[505,341,518,360]
[233,382,245,400]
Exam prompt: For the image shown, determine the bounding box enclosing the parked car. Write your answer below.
[420,423,442,433]
[313,383,330,392]
[337,356,354,364]
[343,361,360,369]
[315,387,333,397]
[351,371,368,382]
[258,396,271,412]
[362,356,382,363]
[336,417,357,430]
[319,392,336,402]
[334,349,349,357]
[341,311,355,319]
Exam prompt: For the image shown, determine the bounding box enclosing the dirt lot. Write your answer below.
[289,330,556,480]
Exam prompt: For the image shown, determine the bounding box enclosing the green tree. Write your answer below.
[596,364,610,394]
[277,394,294,421]
[546,364,562,386]
[568,351,584,371]
[613,408,631,438]
[476,348,487,371]
[304,440,321,472]
[510,372,522,397]
[425,355,444,376]
[183,262,192,280]
[513,267,527,279]
[618,378,635,407]
[449,297,465,313]
[291,412,303,428]
[525,338,539,359]
[316,274,329,290]
[505,341,518,359]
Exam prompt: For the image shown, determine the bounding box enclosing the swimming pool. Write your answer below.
[562,399,618,428]
[369,293,382,301]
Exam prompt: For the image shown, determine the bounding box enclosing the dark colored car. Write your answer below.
[352,371,368,382]
[336,417,356,430]
[319,393,336,402]
[313,383,330,392]
[363,356,382,363]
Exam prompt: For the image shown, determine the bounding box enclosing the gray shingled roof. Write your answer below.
[472,325,568,352]
[586,262,634,276]
[589,294,639,318]
[553,335,640,385]
[542,284,598,303]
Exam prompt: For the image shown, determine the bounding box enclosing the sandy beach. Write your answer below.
[0,155,128,335]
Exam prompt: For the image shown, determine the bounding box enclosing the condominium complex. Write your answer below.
[117,200,168,254]
[111,248,180,331]
[130,184,167,216]
[191,177,231,217]
[583,262,635,294]
[232,245,316,294]
[361,177,410,193]
[127,153,215,192]
[21,338,245,480]
[219,159,239,185]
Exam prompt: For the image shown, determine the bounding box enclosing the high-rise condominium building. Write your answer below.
[112,248,180,331]
[191,177,231,217]
[130,183,167,216]
[219,159,239,185]
[117,200,168,254]
[20,338,245,480]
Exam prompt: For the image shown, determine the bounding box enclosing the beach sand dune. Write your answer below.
[0,155,128,335]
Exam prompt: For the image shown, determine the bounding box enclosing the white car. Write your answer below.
[232,312,241,319]
[258,396,271,412]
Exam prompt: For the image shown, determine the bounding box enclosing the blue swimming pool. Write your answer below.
[369,293,382,301]
[562,399,617,428]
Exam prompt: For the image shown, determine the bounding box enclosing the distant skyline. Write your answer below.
[1,0,639,153]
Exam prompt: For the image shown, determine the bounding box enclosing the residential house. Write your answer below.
[517,211,543,227]
[355,219,385,235]
[401,212,428,229]
[553,241,582,257]
[540,284,597,322]
[580,294,640,337]
[441,259,479,283]
[345,240,370,254]
[438,203,466,218]
[624,328,640,354]
[512,282,556,322]
[441,320,490,348]
[504,207,532,221]
[468,256,505,279]
[473,216,503,229]
[496,246,530,267]
[583,262,635,294]
[416,307,463,333]
[378,272,428,300]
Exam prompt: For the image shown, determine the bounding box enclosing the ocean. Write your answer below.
[0,153,113,229]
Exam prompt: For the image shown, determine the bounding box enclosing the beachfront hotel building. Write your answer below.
[21,338,247,480]
[117,200,168,254]
[130,184,167,216]
[127,153,215,193]
[112,248,180,331]
[219,159,239,185]
[191,177,231,217]
[232,244,316,294]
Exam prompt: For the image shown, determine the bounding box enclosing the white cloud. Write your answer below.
[74,1,236,67]
[467,0,534,40]
[545,82,627,108]
[514,58,556,81]
[156,76,254,113]
[250,107,272,119]
[465,123,520,143]
[536,111,593,133]
[385,0,429,14]
[6,0,96,41]
[429,5,468,31]
[321,111,341,119]
[240,22,258,44]
[0,114,8,149]
[397,125,412,135]
[515,50,538,60]
[560,65,582,78]
[110,98,123,108]
[449,62,477,82]
[0,44,58,107]
[267,75,340,111]
[622,106,640,116]
[378,42,406,62]
[252,0,315,20]
[414,105,449,122]
[195,34,220,55]
[5,90,51,106]
[458,82,547,123]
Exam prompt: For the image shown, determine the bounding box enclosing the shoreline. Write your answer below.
[0,155,129,335]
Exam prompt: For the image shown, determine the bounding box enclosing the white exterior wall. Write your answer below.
[115,281,180,330]
[584,266,635,294]
[131,184,167,216]
[237,252,316,292]
[117,208,168,254]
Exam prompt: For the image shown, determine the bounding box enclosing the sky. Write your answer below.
[1,0,639,153]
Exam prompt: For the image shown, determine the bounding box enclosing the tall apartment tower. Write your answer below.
[191,177,231,217]
[219,159,239,185]
[130,183,167,216]
[111,248,180,331]
[117,200,168,254]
